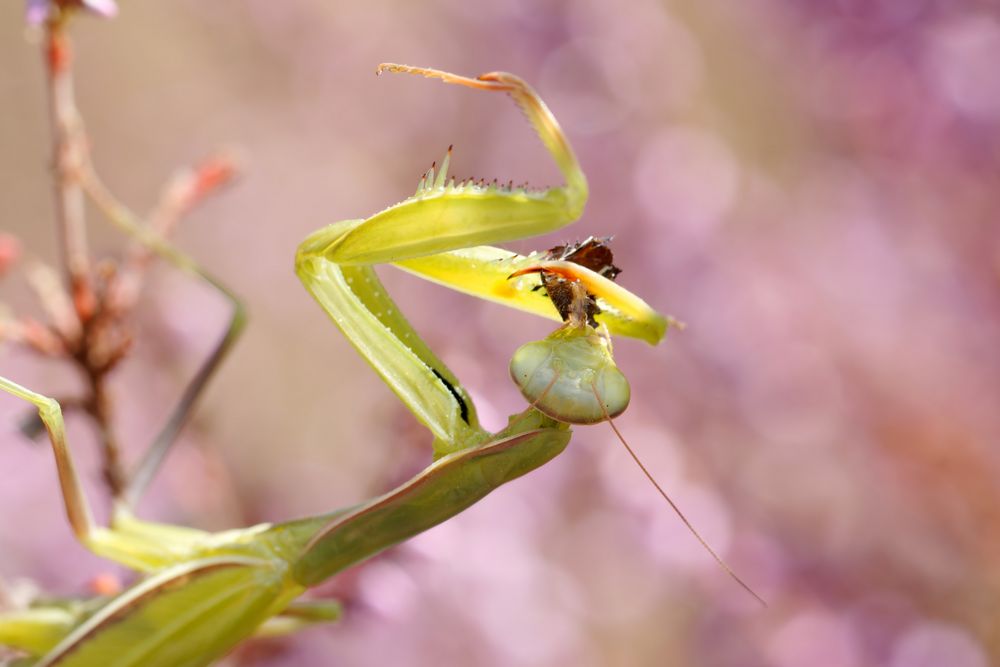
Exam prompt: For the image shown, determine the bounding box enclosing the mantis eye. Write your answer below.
[509,328,630,424]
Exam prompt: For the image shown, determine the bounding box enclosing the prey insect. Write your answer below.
[0,64,760,667]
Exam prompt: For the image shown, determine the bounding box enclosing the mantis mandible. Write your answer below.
[0,64,759,666]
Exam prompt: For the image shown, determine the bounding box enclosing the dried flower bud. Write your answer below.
[191,153,240,203]
[89,572,123,597]
[0,234,22,278]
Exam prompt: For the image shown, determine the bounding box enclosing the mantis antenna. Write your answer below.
[508,244,767,607]
[597,398,768,607]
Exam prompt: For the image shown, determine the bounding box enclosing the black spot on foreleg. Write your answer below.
[431,368,470,424]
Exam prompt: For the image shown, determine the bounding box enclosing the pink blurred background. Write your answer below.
[2,1,1000,665]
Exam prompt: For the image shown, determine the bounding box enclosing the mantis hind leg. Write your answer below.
[0,377,210,573]
[73,172,247,510]
[252,599,342,639]
[120,298,244,510]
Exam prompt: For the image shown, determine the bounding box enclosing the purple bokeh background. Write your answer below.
[2,1,999,665]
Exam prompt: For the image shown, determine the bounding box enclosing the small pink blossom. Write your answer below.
[25,0,118,25]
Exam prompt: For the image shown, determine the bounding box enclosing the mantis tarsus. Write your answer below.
[0,64,760,666]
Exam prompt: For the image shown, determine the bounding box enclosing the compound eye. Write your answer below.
[509,333,630,425]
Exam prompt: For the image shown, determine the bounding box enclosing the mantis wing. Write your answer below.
[36,557,300,667]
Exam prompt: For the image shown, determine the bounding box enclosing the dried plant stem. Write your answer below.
[9,13,239,508]
[88,373,125,495]
[44,18,93,320]
[43,16,127,498]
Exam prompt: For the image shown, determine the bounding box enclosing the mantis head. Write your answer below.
[510,325,629,424]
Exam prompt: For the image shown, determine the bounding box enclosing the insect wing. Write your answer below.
[38,557,297,667]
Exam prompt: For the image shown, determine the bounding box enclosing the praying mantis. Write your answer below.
[0,64,757,666]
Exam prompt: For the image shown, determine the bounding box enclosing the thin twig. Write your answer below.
[23,260,79,341]
[39,15,128,498]
[111,152,239,311]
[1,317,66,356]
[44,15,93,322]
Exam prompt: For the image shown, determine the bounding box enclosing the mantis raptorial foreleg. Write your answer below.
[296,65,663,454]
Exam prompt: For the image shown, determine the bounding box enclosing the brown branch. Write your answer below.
[88,372,125,496]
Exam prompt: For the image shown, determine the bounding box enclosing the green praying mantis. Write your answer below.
[0,64,761,666]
